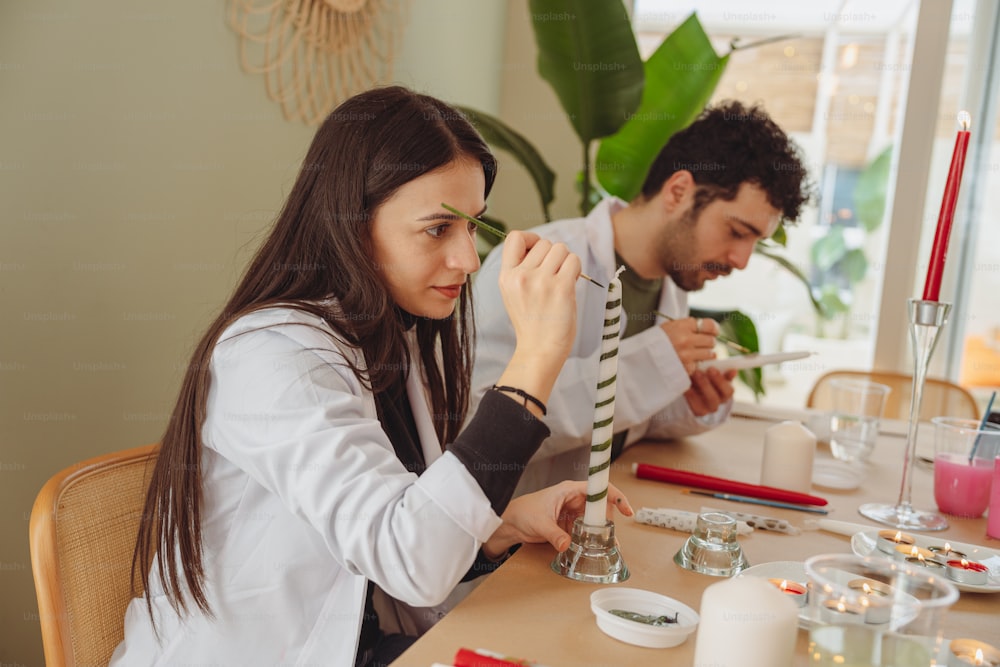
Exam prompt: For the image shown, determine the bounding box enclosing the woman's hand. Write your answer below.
[493,231,581,416]
[483,481,633,558]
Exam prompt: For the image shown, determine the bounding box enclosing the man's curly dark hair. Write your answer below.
[639,100,813,224]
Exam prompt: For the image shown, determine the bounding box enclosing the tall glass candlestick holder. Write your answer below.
[859,299,951,531]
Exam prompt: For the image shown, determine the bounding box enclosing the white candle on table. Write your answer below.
[760,421,816,493]
[693,576,799,667]
[583,267,625,527]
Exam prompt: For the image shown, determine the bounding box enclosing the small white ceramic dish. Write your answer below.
[590,587,698,648]
[811,460,864,490]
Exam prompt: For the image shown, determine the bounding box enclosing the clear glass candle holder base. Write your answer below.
[858,502,949,532]
[673,512,750,577]
[551,517,629,584]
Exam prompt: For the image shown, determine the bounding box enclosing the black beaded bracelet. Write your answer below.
[492,384,547,416]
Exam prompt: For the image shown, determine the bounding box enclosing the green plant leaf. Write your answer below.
[595,13,729,201]
[770,223,788,247]
[810,226,847,271]
[454,105,556,221]
[721,310,763,397]
[854,146,892,233]
[840,247,868,283]
[690,307,763,397]
[754,244,825,315]
[575,169,604,213]
[528,0,644,144]
[817,284,850,315]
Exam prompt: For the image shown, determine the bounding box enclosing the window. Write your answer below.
[633,0,993,408]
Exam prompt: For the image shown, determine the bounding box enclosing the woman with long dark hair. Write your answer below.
[110,86,631,666]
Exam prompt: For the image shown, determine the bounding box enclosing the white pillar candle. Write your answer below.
[760,421,816,494]
[693,576,799,667]
[583,267,624,527]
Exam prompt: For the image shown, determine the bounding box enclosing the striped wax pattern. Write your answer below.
[583,267,625,527]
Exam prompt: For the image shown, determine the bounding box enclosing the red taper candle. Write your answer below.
[922,111,971,302]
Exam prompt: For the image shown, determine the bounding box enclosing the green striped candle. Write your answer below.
[583,267,625,527]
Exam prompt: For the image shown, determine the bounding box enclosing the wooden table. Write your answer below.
[392,414,1000,666]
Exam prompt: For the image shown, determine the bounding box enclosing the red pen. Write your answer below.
[633,462,828,506]
[453,648,549,667]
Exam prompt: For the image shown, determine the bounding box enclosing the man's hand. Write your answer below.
[659,317,718,375]
[684,367,737,416]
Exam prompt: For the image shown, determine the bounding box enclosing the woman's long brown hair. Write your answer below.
[132,86,497,620]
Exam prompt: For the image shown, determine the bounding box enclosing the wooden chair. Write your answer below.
[29,444,158,667]
[806,370,979,421]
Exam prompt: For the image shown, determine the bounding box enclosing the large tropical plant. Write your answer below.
[460,2,811,396]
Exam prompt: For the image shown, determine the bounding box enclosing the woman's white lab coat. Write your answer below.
[110,306,502,666]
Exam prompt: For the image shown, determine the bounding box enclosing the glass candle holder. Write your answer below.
[859,299,951,531]
[804,554,959,666]
[673,512,749,577]
[551,517,629,584]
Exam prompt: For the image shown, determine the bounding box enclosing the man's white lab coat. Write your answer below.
[471,198,730,494]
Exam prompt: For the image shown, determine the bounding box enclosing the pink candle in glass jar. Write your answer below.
[934,453,993,518]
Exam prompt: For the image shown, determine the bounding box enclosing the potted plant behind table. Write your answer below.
[458,1,824,398]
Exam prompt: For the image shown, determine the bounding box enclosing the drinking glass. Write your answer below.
[933,416,1000,518]
[829,379,891,463]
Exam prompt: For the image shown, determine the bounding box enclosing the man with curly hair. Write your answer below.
[471,100,812,494]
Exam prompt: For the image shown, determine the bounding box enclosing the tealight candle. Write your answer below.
[856,594,891,625]
[847,578,893,624]
[877,529,915,554]
[905,552,945,569]
[847,578,891,598]
[948,638,1000,666]
[821,598,866,625]
[767,578,807,607]
[895,544,936,562]
[945,558,989,586]
[928,542,967,561]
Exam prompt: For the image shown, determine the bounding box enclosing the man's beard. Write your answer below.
[657,208,732,292]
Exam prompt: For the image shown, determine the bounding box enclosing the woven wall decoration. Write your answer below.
[228,0,409,124]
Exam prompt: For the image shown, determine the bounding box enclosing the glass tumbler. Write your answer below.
[932,416,1000,518]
